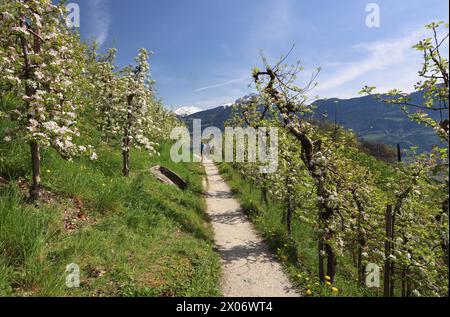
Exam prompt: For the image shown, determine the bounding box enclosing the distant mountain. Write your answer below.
[182,91,448,152]
[311,91,447,151]
[182,103,235,130]
[174,106,202,117]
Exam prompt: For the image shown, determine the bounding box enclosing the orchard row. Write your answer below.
[0,0,180,201]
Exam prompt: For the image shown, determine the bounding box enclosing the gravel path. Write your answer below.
[203,160,299,297]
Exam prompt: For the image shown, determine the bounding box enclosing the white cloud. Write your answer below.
[314,25,432,98]
[194,76,250,92]
[87,0,111,47]
[189,0,297,104]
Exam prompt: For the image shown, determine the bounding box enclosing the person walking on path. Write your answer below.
[201,141,205,162]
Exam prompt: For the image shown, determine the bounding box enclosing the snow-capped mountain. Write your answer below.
[235,93,259,105]
[222,102,234,108]
[180,96,256,130]
[174,106,202,117]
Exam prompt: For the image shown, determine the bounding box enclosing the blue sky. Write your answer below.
[74,0,449,111]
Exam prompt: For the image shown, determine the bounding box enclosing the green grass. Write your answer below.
[218,163,381,297]
[0,140,221,297]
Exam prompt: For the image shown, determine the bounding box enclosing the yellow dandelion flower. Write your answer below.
[305,289,313,296]
[332,287,339,293]
[326,281,332,286]
[325,275,331,281]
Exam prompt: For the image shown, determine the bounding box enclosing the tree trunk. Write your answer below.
[20,16,42,202]
[318,238,325,283]
[390,208,398,297]
[355,198,366,285]
[317,182,336,283]
[401,266,407,297]
[438,196,449,267]
[318,207,337,283]
[357,220,366,285]
[318,190,337,283]
[357,238,365,285]
[401,234,410,297]
[122,95,133,177]
[261,186,267,204]
[122,145,130,177]
[325,242,337,283]
[261,173,268,205]
[286,203,293,236]
[384,205,393,297]
[390,248,396,296]
[285,175,293,235]
[28,141,41,202]
[122,131,130,177]
[406,272,412,297]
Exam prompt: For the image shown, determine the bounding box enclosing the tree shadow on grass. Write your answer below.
[156,200,212,243]
[215,241,275,266]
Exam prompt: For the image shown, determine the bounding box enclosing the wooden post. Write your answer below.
[384,205,393,297]
[397,144,402,163]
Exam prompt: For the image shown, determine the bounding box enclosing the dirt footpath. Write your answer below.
[203,160,299,297]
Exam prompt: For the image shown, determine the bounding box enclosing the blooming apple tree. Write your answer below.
[226,45,449,296]
[116,49,159,176]
[0,0,95,201]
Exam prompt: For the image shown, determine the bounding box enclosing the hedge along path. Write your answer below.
[203,160,299,297]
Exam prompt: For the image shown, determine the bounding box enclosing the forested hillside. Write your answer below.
[183,90,446,153]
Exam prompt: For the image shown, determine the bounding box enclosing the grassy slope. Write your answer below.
[0,141,221,297]
[218,160,384,297]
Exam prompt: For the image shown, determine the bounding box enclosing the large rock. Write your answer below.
[150,166,187,190]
